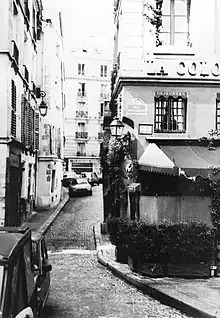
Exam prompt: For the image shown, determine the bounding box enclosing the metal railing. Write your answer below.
[75,132,88,139]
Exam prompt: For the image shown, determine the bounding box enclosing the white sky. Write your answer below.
[43,0,114,55]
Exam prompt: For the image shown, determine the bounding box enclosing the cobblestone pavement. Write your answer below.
[42,186,190,318]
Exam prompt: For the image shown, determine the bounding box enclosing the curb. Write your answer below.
[36,196,69,236]
[94,223,219,318]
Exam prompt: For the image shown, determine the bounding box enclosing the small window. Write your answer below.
[78,63,85,75]
[154,94,187,133]
[100,65,107,77]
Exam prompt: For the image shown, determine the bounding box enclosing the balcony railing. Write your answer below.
[100,93,110,100]
[76,110,88,118]
[76,151,86,157]
[75,132,88,139]
[77,91,87,98]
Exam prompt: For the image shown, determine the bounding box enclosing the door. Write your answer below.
[6,166,22,226]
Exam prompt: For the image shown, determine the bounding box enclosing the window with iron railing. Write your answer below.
[100,84,109,99]
[76,110,88,118]
[75,132,88,139]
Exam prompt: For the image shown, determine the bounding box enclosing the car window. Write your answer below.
[10,254,28,317]
[23,242,35,302]
[41,239,48,264]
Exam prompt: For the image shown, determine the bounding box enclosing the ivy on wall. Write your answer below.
[143,0,163,47]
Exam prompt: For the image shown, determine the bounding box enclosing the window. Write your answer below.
[100,84,109,99]
[78,83,86,97]
[216,95,220,130]
[78,63,85,75]
[100,102,104,117]
[77,143,86,156]
[161,0,190,46]
[100,65,107,77]
[155,94,187,132]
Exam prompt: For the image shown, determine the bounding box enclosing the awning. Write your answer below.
[139,143,220,179]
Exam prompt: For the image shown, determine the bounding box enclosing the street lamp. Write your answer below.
[110,117,124,139]
[38,91,48,117]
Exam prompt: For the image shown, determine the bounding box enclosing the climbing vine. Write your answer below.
[196,129,220,229]
[143,0,163,47]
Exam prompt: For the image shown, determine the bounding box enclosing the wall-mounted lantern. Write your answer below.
[38,91,48,117]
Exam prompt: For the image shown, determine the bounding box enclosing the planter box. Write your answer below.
[128,256,166,277]
[128,256,211,278]
[167,263,210,279]
[115,246,128,264]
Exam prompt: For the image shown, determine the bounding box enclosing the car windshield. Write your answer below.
[76,179,88,184]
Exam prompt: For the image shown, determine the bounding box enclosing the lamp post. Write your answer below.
[110,117,124,139]
[38,91,48,117]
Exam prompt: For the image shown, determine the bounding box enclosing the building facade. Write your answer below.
[65,49,112,175]
[112,0,220,150]
[36,2,65,209]
[0,0,45,226]
[108,0,220,223]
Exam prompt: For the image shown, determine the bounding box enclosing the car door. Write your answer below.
[35,238,51,312]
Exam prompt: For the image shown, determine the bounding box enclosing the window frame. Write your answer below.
[161,0,190,46]
[154,95,187,133]
[216,97,220,130]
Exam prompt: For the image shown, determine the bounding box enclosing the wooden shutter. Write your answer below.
[21,95,27,145]
[11,80,17,137]
[34,112,39,150]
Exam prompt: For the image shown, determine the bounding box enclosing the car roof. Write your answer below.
[0,227,31,260]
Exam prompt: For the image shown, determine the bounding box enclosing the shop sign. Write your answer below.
[155,91,187,98]
[145,60,220,78]
[127,98,147,115]
[177,61,220,77]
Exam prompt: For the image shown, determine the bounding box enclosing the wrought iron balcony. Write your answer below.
[77,91,87,98]
[76,151,86,157]
[75,132,88,139]
[76,110,88,118]
[100,93,110,100]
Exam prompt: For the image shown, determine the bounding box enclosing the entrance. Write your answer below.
[5,153,22,226]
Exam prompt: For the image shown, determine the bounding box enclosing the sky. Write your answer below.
[43,0,114,55]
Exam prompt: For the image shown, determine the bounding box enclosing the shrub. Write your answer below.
[107,218,215,265]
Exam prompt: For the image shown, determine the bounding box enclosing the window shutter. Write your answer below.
[34,112,39,150]
[11,80,17,137]
[21,95,27,144]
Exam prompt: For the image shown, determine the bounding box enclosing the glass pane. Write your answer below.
[160,32,171,45]
[174,32,187,46]
[162,16,170,32]
[162,0,170,15]
[175,0,187,15]
[175,16,187,32]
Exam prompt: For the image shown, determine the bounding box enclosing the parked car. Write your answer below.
[82,172,99,186]
[0,226,52,318]
[69,178,92,197]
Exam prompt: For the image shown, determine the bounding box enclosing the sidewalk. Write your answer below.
[22,191,69,236]
[94,223,220,318]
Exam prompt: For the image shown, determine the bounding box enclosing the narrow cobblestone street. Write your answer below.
[42,186,190,318]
